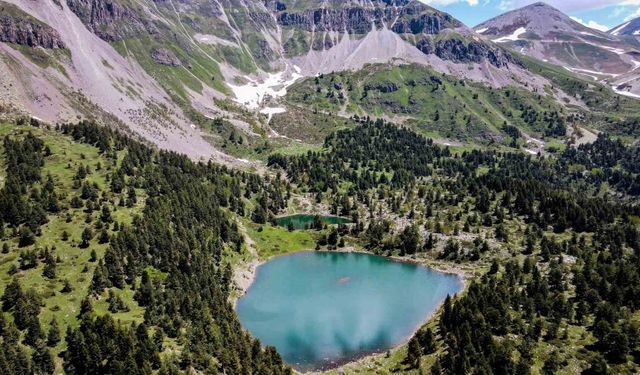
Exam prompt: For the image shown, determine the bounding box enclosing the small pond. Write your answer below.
[274,214,351,230]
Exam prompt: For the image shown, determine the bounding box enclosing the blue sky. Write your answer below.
[421,0,640,31]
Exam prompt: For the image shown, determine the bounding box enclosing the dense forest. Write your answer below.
[0,121,290,374]
[269,119,640,373]
[2,117,640,374]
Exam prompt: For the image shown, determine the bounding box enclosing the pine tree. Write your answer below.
[31,344,55,374]
[42,259,56,279]
[1,278,23,311]
[61,279,73,293]
[80,227,93,248]
[47,318,60,347]
[406,336,423,368]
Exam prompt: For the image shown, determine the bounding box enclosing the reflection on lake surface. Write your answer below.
[236,251,463,371]
[274,214,351,230]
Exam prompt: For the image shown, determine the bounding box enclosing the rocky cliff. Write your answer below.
[0,2,65,48]
[275,0,512,68]
[65,0,154,41]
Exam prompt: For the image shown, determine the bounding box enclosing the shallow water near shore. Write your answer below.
[236,251,463,371]
[274,214,351,230]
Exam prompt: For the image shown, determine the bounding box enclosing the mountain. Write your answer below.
[0,0,565,161]
[610,17,640,36]
[475,2,640,99]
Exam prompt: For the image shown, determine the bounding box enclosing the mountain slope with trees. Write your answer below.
[0,119,291,374]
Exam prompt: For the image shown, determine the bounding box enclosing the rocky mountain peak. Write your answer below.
[609,17,640,36]
[475,0,592,39]
[475,0,640,100]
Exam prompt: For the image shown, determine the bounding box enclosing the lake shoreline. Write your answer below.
[233,246,469,299]
[232,246,470,374]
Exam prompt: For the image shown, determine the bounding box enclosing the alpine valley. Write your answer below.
[0,0,640,374]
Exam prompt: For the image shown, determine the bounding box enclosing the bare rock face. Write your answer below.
[476,1,640,95]
[150,47,181,66]
[65,0,154,41]
[275,0,513,68]
[391,1,461,35]
[0,11,65,48]
[277,7,377,34]
[434,39,516,68]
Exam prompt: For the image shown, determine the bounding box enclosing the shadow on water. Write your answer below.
[236,251,463,371]
[275,214,351,230]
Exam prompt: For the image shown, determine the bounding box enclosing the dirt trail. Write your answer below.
[232,221,261,300]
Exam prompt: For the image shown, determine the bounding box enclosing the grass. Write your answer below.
[111,36,227,99]
[286,63,570,146]
[245,221,316,259]
[0,123,145,361]
[6,43,70,79]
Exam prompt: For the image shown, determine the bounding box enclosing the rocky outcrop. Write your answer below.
[275,0,514,68]
[391,2,461,35]
[415,37,516,68]
[434,39,517,68]
[66,0,154,41]
[263,0,286,12]
[364,82,400,93]
[151,47,181,66]
[277,7,378,34]
[0,13,65,49]
[276,1,458,35]
[391,13,456,34]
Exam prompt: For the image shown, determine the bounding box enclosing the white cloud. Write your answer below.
[498,0,514,11]
[570,16,610,31]
[624,7,640,21]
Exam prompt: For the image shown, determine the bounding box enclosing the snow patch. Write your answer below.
[613,86,640,99]
[599,45,626,55]
[260,107,287,122]
[194,33,236,47]
[579,31,598,37]
[493,27,527,43]
[563,66,619,81]
[260,107,287,115]
[476,27,488,34]
[228,68,302,109]
[610,22,630,36]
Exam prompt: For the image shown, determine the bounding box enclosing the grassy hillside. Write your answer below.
[0,119,292,374]
[0,121,148,373]
[285,64,569,147]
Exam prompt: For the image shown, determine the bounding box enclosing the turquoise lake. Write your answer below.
[236,251,463,371]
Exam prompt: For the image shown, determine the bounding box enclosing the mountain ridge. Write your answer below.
[0,0,552,162]
[0,0,639,166]
[474,1,640,100]
[610,16,640,36]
